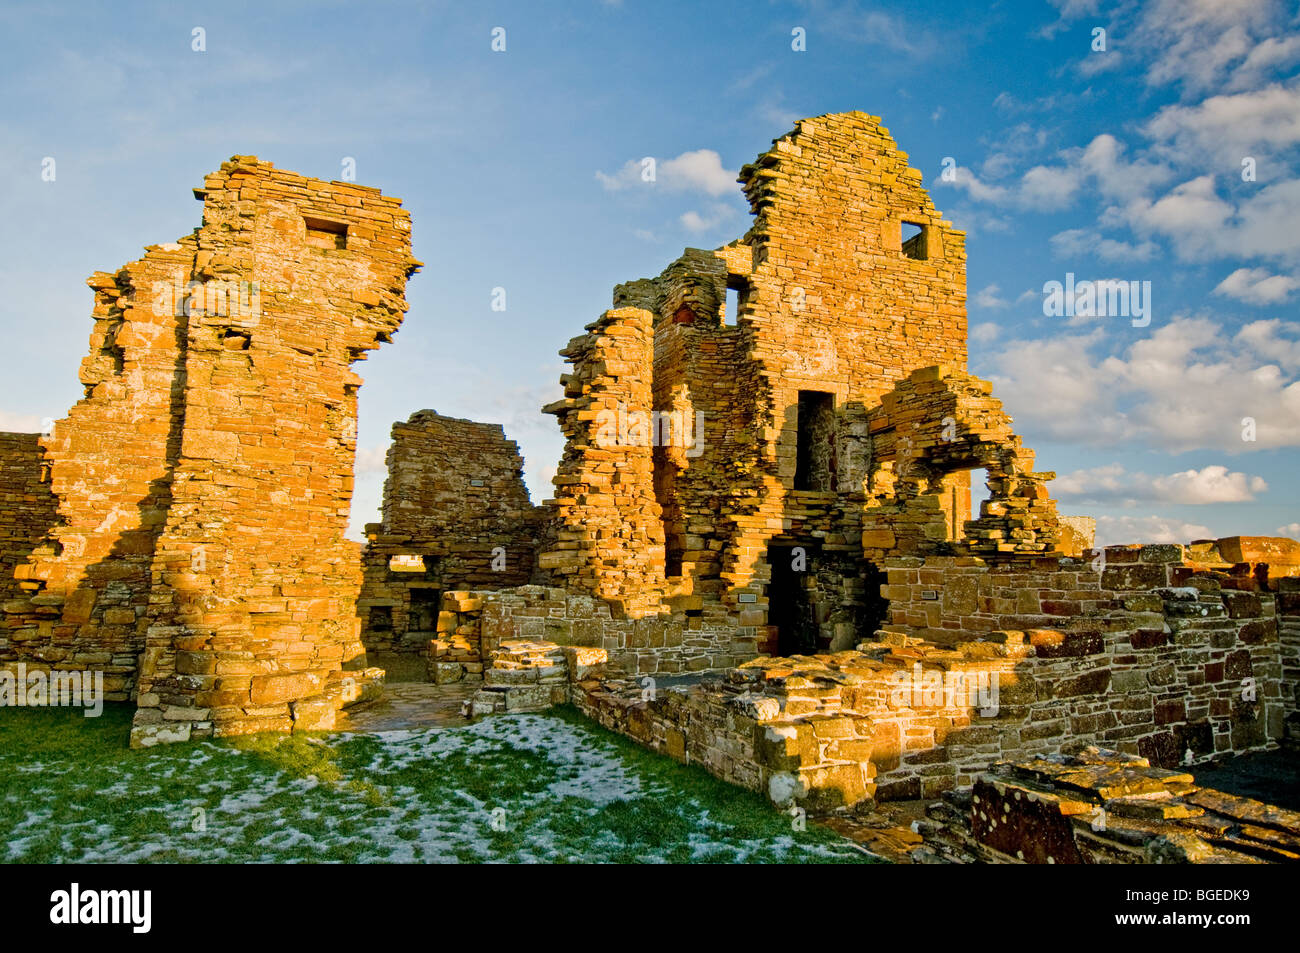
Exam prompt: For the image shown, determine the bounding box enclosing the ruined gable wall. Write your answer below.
[359,411,542,656]
[380,411,537,546]
[708,114,970,602]
[128,157,419,744]
[738,111,967,440]
[2,241,197,700]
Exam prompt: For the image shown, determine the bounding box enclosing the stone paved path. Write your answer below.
[338,681,478,733]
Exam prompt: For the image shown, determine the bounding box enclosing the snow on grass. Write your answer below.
[0,704,873,864]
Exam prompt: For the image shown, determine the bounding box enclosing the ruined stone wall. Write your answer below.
[920,748,1300,864]
[0,432,58,626]
[3,156,419,743]
[131,157,419,744]
[359,411,542,656]
[738,112,967,420]
[710,112,969,601]
[2,242,199,701]
[417,585,754,678]
[576,597,1282,817]
[539,308,667,617]
[559,113,973,653]
[1277,579,1300,735]
[565,538,1292,816]
[861,366,1059,560]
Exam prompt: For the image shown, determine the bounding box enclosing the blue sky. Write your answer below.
[1,0,1298,546]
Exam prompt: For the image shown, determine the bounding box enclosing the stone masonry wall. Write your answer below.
[0,432,59,648]
[427,585,753,678]
[359,411,543,657]
[861,367,1060,559]
[131,157,419,744]
[2,156,420,744]
[539,308,667,617]
[3,240,199,702]
[575,599,1281,817]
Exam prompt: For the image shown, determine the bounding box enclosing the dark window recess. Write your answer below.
[408,587,440,633]
[368,606,393,631]
[901,221,927,260]
[304,216,348,250]
[794,390,836,491]
[220,328,251,350]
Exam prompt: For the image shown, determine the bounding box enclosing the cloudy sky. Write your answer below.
[1,0,1297,546]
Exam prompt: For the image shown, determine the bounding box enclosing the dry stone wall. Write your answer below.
[0,433,60,665]
[539,308,667,617]
[2,156,420,744]
[919,748,1300,864]
[359,411,543,657]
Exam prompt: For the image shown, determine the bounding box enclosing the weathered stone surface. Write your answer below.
[0,156,420,744]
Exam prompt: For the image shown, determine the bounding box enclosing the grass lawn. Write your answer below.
[0,703,874,863]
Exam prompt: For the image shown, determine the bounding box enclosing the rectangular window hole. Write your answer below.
[902,221,927,260]
[795,390,836,491]
[304,215,348,250]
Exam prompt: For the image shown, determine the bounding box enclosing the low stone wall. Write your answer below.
[423,585,758,678]
[572,605,1281,815]
[917,747,1300,864]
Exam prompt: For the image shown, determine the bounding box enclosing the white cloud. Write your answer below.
[1093,514,1216,547]
[1053,463,1268,504]
[944,165,1012,205]
[987,315,1300,452]
[971,321,1000,344]
[1145,83,1300,163]
[974,284,1008,308]
[943,135,1172,212]
[1122,177,1300,263]
[1133,0,1296,95]
[680,204,735,233]
[354,445,389,475]
[1038,0,1102,39]
[1277,521,1300,539]
[1236,318,1300,371]
[0,410,45,432]
[1050,228,1160,262]
[1214,267,1300,304]
[597,149,737,197]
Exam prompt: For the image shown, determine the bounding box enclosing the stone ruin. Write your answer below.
[0,156,420,745]
[3,114,1298,861]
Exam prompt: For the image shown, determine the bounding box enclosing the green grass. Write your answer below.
[0,702,874,864]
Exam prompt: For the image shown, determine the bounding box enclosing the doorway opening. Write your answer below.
[768,543,819,657]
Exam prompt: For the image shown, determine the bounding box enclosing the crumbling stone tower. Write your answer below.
[1,157,420,745]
